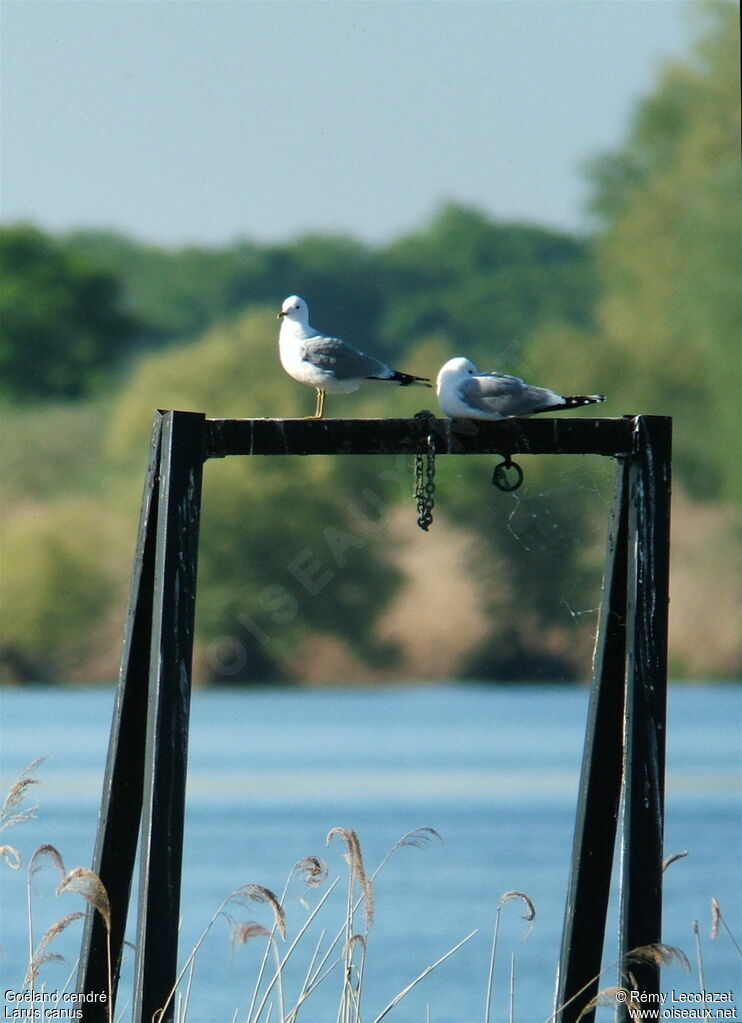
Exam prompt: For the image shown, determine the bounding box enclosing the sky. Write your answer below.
[0,0,695,248]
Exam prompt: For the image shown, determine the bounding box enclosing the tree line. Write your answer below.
[1,1,738,684]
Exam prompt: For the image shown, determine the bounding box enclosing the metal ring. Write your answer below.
[492,458,524,492]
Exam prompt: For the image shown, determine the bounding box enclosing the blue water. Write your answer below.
[1,684,740,1022]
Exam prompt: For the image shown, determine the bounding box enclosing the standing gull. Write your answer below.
[278,295,430,418]
[437,356,605,420]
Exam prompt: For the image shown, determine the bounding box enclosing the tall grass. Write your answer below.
[2,762,740,1022]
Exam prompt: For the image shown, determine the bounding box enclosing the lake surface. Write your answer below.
[1,683,740,1021]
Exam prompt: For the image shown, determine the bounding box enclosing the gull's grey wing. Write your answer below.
[460,373,561,417]
[301,335,390,380]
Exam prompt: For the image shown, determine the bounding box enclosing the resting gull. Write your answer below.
[437,356,605,420]
[278,295,430,418]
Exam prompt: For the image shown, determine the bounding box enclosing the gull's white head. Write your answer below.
[278,295,309,323]
[436,356,479,390]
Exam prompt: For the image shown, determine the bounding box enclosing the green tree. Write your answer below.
[0,224,139,400]
[377,203,598,365]
[0,498,125,681]
[63,206,597,375]
[65,229,386,357]
[107,308,404,682]
[585,0,741,499]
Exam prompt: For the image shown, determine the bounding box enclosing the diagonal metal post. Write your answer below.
[554,457,630,1022]
[78,414,163,1021]
[132,411,206,1023]
[619,415,672,1003]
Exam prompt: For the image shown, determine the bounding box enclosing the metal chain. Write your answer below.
[413,412,436,531]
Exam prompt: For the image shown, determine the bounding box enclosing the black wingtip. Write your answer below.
[394,371,432,388]
[367,371,431,387]
[562,394,606,408]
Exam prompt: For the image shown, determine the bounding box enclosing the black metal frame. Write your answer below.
[77,411,671,1023]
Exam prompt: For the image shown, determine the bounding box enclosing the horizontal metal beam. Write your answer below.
[204,415,636,459]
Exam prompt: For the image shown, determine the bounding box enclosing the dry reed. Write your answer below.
[574,987,641,1021]
[710,896,742,955]
[292,856,329,888]
[485,890,536,1023]
[0,843,22,869]
[24,911,84,986]
[159,826,468,1023]
[693,920,707,1012]
[326,827,374,1023]
[711,896,721,939]
[230,920,274,952]
[0,757,46,833]
[327,826,374,931]
[26,843,66,992]
[545,941,691,1023]
[229,883,287,940]
[624,942,691,972]
[57,866,112,931]
[662,849,689,871]
[55,866,114,1023]
[7,756,739,1023]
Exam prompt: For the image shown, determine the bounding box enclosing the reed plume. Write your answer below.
[710,896,742,955]
[327,827,373,931]
[710,896,721,939]
[624,942,690,972]
[26,844,66,992]
[56,866,111,930]
[229,883,286,940]
[574,987,641,1021]
[56,867,113,1023]
[0,758,46,833]
[0,844,21,869]
[484,890,536,1023]
[370,827,444,883]
[291,855,329,888]
[662,849,688,871]
[229,919,274,956]
[28,842,66,883]
[24,911,84,986]
[547,939,691,1023]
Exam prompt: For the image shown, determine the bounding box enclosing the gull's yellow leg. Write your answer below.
[304,389,325,419]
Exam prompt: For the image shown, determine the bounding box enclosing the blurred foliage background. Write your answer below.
[1,3,739,685]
